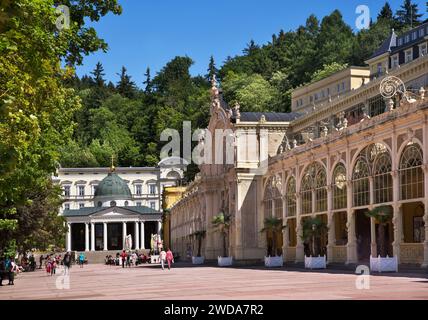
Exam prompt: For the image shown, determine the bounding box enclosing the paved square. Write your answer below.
[1,263,427,300]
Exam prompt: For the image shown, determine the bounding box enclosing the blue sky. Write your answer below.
[75,0,427,87]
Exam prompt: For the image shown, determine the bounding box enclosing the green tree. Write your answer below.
[91,62,106,87]
[378,2,394,21]
[206,55,218,81]
[212,212,232,258]
[143,67,152,93]
[396,0,423,28]
[260,217,285,256]
[116,66,137,99]
[301,217,329,257]
[0,0,121,252]
[310,62,348,83]
[366,206,393,257]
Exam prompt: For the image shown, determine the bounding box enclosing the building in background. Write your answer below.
[170,24,428,267]
[53,160,184,253]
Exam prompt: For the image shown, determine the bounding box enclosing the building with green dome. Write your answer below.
[53,161,184,253]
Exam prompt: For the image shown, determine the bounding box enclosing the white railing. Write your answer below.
[370,255,398,272]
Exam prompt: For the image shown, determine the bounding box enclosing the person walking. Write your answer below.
[39,254,44,269]
[63,252,71,275]
[166,248,174,270]
[160,249,166,270]
[120,250,127,268]
[5,256,15,285]
[50,256,56,276]
[0,257,5,286]
[79,252,85,268]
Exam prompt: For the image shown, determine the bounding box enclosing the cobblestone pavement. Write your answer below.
[0,263,427,300]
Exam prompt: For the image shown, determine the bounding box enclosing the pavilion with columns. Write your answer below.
[62,166,162,252]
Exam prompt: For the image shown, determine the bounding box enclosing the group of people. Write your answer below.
[105,251,150,267]
[105,248,175,270]
[0,256,17,286]
[43,252,86,276]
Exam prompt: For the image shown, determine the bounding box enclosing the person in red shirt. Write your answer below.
[165,249,174,270]
[120,250,127,268]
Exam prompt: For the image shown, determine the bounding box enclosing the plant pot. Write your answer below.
[304,255,326,269]
[150,255,160,264]
[264,256,283,268]
[370,255,398,272]
[217,256,233,267]
[192,256,205,265]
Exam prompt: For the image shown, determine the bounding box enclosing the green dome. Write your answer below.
[94,172,132,201]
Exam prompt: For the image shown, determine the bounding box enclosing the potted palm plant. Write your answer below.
[261,217,285,267]
[212,211,232,266]
[366,206,397,272]
[191,230,206,265]
[301,217,328,269]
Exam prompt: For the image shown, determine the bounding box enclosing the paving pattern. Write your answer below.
[0,263,427,300]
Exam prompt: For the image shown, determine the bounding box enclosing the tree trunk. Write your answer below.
[272,231,276,256]
[197,237,202,257]
[379,223,385,257]
[222,233,227,257]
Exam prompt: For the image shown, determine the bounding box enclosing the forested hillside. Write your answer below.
[61,1,426,179]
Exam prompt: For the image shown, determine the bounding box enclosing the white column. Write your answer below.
[346,181,357,264]
[135,221,140,250]
[123,222,127,250]
[66,223,71,252]
[85,223,89,252]
[90,222,95,251]
[295,194,304,262]
[157,220,162,236]
[140,221,145,250]
[103,222,108,251]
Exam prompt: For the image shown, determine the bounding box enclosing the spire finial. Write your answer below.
[110,155,116,172]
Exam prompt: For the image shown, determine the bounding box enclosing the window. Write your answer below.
[419,28,425,37]
[400,143,424,200]
[412,31,417,41]
[136,202,142,207]
[79,203,85,209]
[373,152,393,203]
[124,201,129,207]
[150,201,156,210]
[405,49,413,63]
[337,84,340,93]
[92,185,97,195]
[333,164,347,210]
[377,63,382,75]
[314,93,318,101]
[327,88,330,96]
[397,38,403,46]
[405,34,410,43]
[342,82,345,90]
[419,43,427,56]
[97,201,102,207]
[136,184,142,196]
[63,185,71,197]
[149,184,156,195]
[391,55,399,68]
[286,177,296,217]
[78,185,85,197]
[300,162,327,214]
[64,203,70,210]
[110,201,116,207]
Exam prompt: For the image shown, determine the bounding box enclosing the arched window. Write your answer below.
[263,176,282,218]
[124,201,129,207]
[300,162,327,214]
[286,177,296,217]
[263,177,274,218]
[110,201,116,207]
[400,143,424,200]
[332,163,347,209]
[352,143,391,207]
[373,151,392,203]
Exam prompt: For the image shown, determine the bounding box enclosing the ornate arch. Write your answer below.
[352,143,391,207]
[263,176,283,218]
[332,163,347,210]
[285,176,296,217]
[399,142,424,200]
[300,162,327,214]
